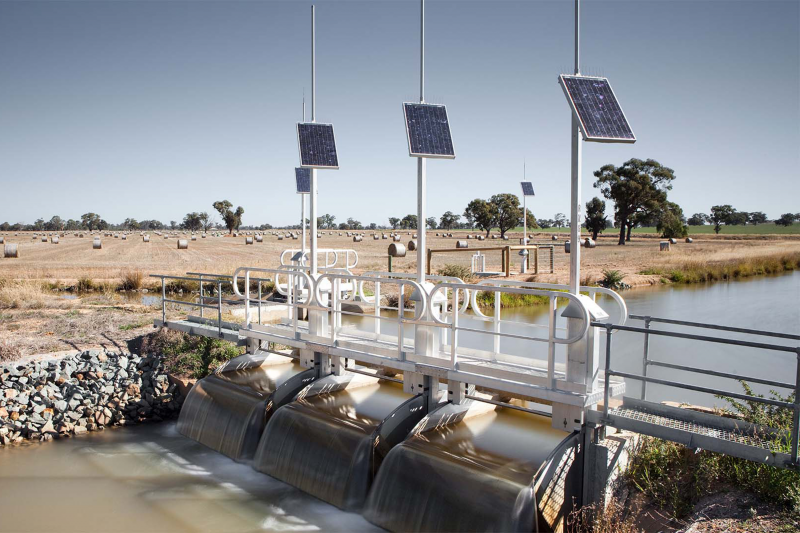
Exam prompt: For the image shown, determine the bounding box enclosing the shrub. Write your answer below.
[0,280,46,310]
[0,339,22,363]
[437,264,475,283]
[119,270,144,291]
[599,270,629,290]
[141,327,242,379]
[567,498,639,533]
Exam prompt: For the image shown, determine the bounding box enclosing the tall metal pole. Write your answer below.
[416,0,426,285]
[310,5,318,277]
[569,0,582,295]
[523,160,527,245]
[301,95,307,261]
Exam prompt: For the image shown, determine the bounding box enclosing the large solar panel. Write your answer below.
[297,123,339,169]
[295,167,311,194]
[403,103,455,158]
[559,75,635,143]
[520,181,535,196]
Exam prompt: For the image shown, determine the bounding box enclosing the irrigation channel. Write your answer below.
[0,272,796,533]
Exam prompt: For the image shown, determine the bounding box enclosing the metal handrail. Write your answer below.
[629,315,800,341]
[149,274,225,338]
[356,271,471,313]
[279,248,359,270]
[597,318,800,466]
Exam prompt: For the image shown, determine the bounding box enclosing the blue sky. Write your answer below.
[1,0,798,227]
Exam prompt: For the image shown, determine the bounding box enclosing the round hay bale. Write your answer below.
[191,236,197,241]
[353,235,362,242]
[382,234,388,239]
[41,236,47,242]
[202,234,207,238]
[456,240,468,249]
[121,235,127,240]
[255,235,263,243]
[685,237,693,243]
[388,243,406,257]
[669,238,677,244]
[373,235,379,240]
[408,239,417,251]
[584,238,596,248]
[93,239,102,250]
[551,235,558,241]
[0,236,4,244]
[177,239,189,250]
[466,235,472,239]
[245,237,254,245]
[477,236,485,241]
[502,235,509,241]
[143,235,150,242]
[393,235,401,242]
[164,235,169,239]
[659,241,670,252]
[565,241,571,254]
[4,244,19,258]
[51,236,59,244]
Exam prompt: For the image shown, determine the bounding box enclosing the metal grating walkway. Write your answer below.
[594,397,795,469]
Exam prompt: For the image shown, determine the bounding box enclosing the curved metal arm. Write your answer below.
[356,271,470,313]
[317,272,428,321]
[472,278,628,325]
[435,282,591,344]
[233,266,314,304]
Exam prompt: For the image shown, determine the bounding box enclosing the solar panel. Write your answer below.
[295,167,311,194]
[558,75,635,143]
[520,181,535,196]
[297,123,339,169]
[403,103,455,158]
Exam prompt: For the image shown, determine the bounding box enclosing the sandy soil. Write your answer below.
[2,230,799,288]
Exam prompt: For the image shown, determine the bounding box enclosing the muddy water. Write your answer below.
[0,423,379,533]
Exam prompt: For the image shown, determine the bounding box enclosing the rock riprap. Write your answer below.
[0,350,184,446]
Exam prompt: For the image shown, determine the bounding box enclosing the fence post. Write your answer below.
[450,288,459,368]
[217,281,223,338]
[792,349,800,466]
[641,317,652,400]
[603,323,613,420]
[199,274,204,319]
[161,277,166,325]
[258,281,262,325]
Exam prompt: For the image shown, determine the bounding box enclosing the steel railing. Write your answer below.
[279,248,358,270]
[597,316,800,465]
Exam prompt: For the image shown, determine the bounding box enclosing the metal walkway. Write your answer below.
[594,316,800,470]
[588,397,794,468]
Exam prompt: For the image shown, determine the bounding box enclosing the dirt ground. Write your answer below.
[2,230,799,288]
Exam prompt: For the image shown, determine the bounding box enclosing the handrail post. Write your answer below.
[398,282,405,360]
[258,281,262,325]
[161,277,166,325]
[217,281,223,338]
[547,296,556,389]
[641,316,652,400]
[450,288,458,368]
[603,323,613,420]
[245,271,251,326]
[199,274,204,319]
[792,348,800,466]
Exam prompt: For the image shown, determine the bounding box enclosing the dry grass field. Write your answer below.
[1,230,799,288]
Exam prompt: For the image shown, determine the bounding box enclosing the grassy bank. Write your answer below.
[625,383,799,522]
[640,252,800,284]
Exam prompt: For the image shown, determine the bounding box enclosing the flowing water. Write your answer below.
[2,273,797,532]
[253,380,412,511]
[364,407,567,532]
[177,355,302,461]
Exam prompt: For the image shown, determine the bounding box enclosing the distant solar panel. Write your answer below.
[295,167,311,194]
[403,103,455,158]
[297,123,339,169]
[559,75,635,143]
[520,181,535,196]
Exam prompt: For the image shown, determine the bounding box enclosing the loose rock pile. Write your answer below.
[0,350,184,446]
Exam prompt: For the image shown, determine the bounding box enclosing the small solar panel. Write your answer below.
[521,181,535,196]
[295,168,311,194]
[403,103,455,159]
[559,75,635,143]
[297,122,339,169]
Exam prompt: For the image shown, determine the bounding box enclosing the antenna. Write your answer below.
[416,0,426,285]
[310,5,318,276]
[568,0,582,295]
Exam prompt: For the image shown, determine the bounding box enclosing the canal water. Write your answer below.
[1,273,797,531]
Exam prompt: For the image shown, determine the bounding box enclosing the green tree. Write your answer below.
[525,209,538,230]
[656,201,688,239]
[80,213,102,231]
[400,214,417,230]
[709,205,735,234]
[775,213,796,227]
[44,216,64,231]
[688,213,708,226]
[464,199,496,236]
[593,158,676,245]
[388,217,400,230]
[584,197,607,240]
[199,212,211,232]
[182,212,203,232]
[122,218,140,230]
[439,211,460,230]
[213,200,245,234]
[490,194,522,238]
[426,217,437,230]
[346,217,362,230]
[748,211,767,225]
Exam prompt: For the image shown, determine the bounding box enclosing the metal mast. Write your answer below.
[416,0,426,285]
[569,0,582,295]
[301,94,307,260]
[310,5,318,276]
